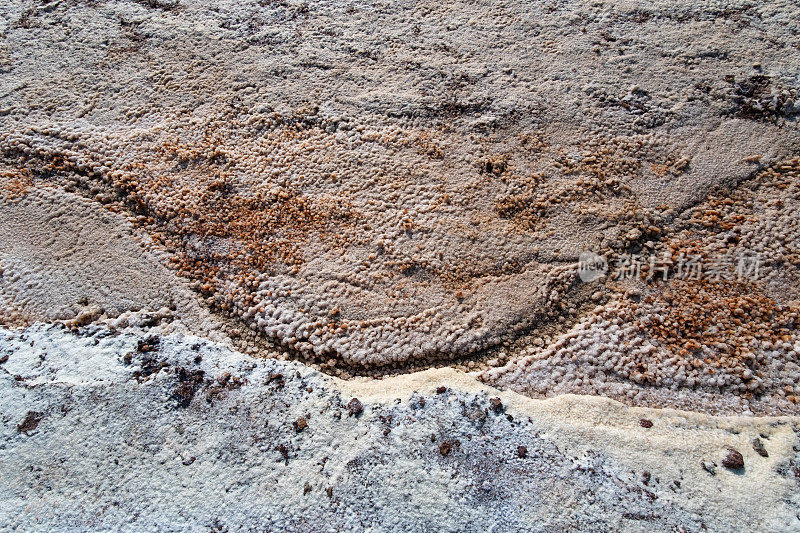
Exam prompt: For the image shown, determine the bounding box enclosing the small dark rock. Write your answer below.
[701,460,717,476]
[0,354,8,365]
[17,411,43,434]
[266,373,284,386]
[347,398,363,417]
[439,441,453,456]
[639,418,653,428]
[136,335,159,353]
[517,445,528,458]
[277,444,290,460]
[722,448,744,470]
[752,438,769,458]
[489,397,503,414]
[641,471,651,485]
[133,354,168,381]
[182,456,196,466]
[172,383,196,408]
[436,386,447,394]
[178,366,204,383]
[304,482,312,495]
[172,367,205,407]
[294,417,308,432]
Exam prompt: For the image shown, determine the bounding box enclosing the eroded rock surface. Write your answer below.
[1,0,799,372]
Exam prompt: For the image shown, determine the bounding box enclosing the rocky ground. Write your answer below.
[1,0,800,530]
[2,322,800,531]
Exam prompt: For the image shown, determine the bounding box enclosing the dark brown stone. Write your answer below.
[752,438,768,457]
[722,448,744,470]
[17,411,43,434]
[293,417,308,432]
[347,398,363,417]
[489,397,503,414]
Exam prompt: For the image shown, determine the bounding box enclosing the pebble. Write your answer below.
[721,448,744,470]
